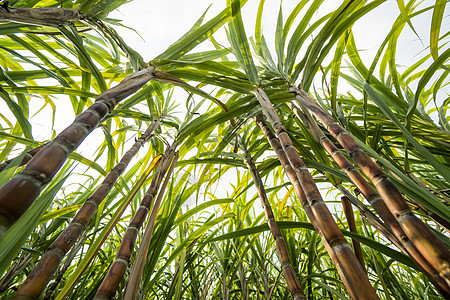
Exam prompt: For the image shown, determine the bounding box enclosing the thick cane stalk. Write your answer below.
[123,151,179,300]
[94,144,177,300]
[240,140,306,300]
[0,5,82,27]
[0,143,46,173]
[0,66,155,236]
[254,88,379,300]
[291,85,450,287]
[13,117,161,300]
[287,102,404,246]
[290,101,450,295]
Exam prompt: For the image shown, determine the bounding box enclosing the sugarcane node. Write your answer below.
[25,144,68,179]
[112,162,127,174]
[90,102,110,117]
[57,125,87,151]
[0,176,41,223]
[74,111,101,131]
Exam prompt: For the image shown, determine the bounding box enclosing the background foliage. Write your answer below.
[0,0,449,299]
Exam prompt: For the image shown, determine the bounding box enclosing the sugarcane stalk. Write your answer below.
[53,158,160,300]
[254,91,379,300]
[240,139,306,300]
[290,85,450,288]
[287,102,404,247]
[255,115,349,298]
[13,117,161,300]
[0,66,155,236]
[340,196,366,272]
[42,231,88,300]
[0,3,82,27]
[296,102,450,295]
[0,143,46,173]
[288,101,450,294]
[94,144,177,300]
[123,151,179,300]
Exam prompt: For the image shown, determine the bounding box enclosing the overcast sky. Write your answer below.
[109,0,443,66]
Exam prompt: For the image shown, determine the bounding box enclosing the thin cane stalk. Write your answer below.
[340,196,366,273]
[240,139,306,300]
[0,143,46,173]
[289,100,450,295]
[94,144,177,300]
[123,151,179,300]
[254,94,379,300]
[290,85,450,288]
[54,158,160,300]
[13,118,161,300]
[0,5,82,27]
[0,66,155,236]
[42,232,88,300]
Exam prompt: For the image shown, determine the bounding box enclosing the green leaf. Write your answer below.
[430,0,446,60]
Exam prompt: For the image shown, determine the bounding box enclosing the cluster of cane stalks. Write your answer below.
[289,85,450,294]
[255,85,379,300]
[14,116,162,299]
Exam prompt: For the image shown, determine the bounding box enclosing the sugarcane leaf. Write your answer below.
[228,0,258,83]
[39,204,82,224]
[364,82,450,182]
[0,86,33,139]
[0,145,32,187]
[407,47,450,129]
[157,0,248,60]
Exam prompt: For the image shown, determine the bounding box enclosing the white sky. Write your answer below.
[109,0,444,66]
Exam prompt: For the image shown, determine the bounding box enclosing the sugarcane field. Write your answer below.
[0,0,449,299]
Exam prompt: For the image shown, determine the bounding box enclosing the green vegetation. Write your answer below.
[0,0,449,299]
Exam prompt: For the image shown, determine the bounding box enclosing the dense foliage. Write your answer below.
[0,0,449,299]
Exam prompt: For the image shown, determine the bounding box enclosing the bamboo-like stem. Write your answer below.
[0,66,155,236]
[240,139,306,300]
[255,116,352,298]
[53,158,159,300]
[13,117,161,300]
[123,151,179,300]
[340,196,366,272]
[0,5,82,26]
[42,232,88,300]
[254,89,379,300]
[288,102,405,239]
[288,101,450,295]
[94,144,177,300]
[0,143,46,173]
[290,85,450,288]
[287,102,404,247]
